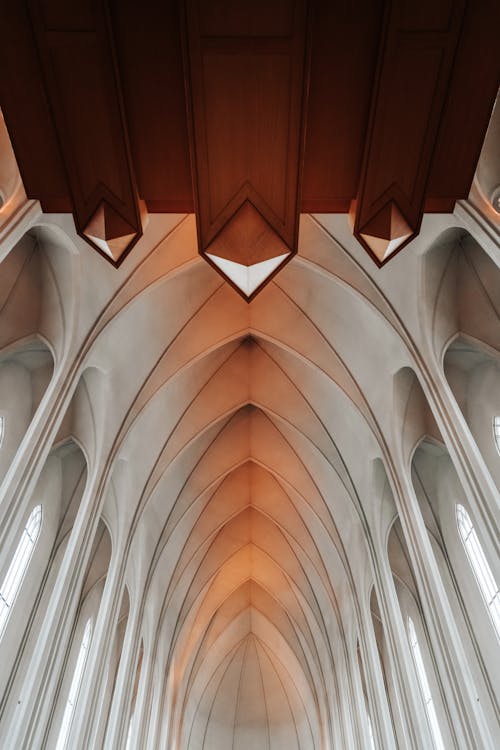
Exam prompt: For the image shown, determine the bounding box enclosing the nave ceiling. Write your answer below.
[0,181,499,746]
[0,2,499,747]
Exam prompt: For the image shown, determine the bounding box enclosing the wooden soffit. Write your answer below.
[0,0,498,287]
[182,0,310,299]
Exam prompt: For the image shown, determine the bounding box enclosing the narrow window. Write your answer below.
[0,415,4,447]
[125,712,134,750]
[493,416,500,455]
[456,504,500,638]
[408,617,445,750]
[367,713,376,750]
[0,504,42,639]
[55,619,92,750]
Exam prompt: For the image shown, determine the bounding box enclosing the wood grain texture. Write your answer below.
[183,0,310,269]
[111,0,194,212]
[0,2,69,209]
[301,0,382,212]
[0,1,499,272]
[352,0,468,265]
[27,0,144,265]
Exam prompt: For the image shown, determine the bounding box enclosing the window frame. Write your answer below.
[55,618,93,750]
[407,617,445,750]
[493,416,500,456]
[0,504,42,640]
[366,712,376,750]
[456,503,500,640]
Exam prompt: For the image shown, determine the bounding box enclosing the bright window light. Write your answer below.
[456,504,500,638]
[125,711,134,750]
[0,415,4,447]
[206,252,289,298]
[55,619,92,750]
[493,416,500,455]
[0,505,42,640]
[408,617,445,750]
[367,713,376,750]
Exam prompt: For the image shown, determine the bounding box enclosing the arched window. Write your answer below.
[456,504,500,638]
[493,416,500,455]
[55,619,92,750]
[408,617,445,750]
[0,504,42,639]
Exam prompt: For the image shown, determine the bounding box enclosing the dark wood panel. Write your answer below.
[301,0,382,210]
[184,0,309,258]
[199,0,294,37]
[111,0,194,210]
[427,0,500,199]
[352,0,467,265]
[0,2,68,204]
[0,0,498,274]
[28,0,144,265]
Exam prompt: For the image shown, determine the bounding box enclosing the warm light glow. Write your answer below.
[206,252,290,297]
[490,187,500,214]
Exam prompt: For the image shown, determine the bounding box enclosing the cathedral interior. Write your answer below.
[0,2,499,748]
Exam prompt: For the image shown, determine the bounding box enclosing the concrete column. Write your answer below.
[0,364,75,571]
[374,556,433,750]
[142,647,166,749]
[357,603,397,750]
[69,549,124,749]
[422,363,499,559]
[348,639,374,749]
[0,467,104,749]
[390,458,496,750]
[103,598,144,750]
[336,637,363,750]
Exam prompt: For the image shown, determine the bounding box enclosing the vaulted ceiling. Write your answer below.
[2,199,497,746]
[0,3,499,749]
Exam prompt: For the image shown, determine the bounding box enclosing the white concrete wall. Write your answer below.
[0,112,498,749]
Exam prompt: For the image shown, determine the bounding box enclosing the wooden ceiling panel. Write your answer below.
[351,0,469,265]
[27,0,146,265]
[111,0,194,212]
[183,0,309,298]
[198,0,294,37]
[427,0,500,199]
[301,0,383,212]
[0,0,498,276]
[0,2,70,210]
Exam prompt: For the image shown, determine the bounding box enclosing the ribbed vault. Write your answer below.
[1,189,498,750]
[84,229,397,747]
[75,214,420,748]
